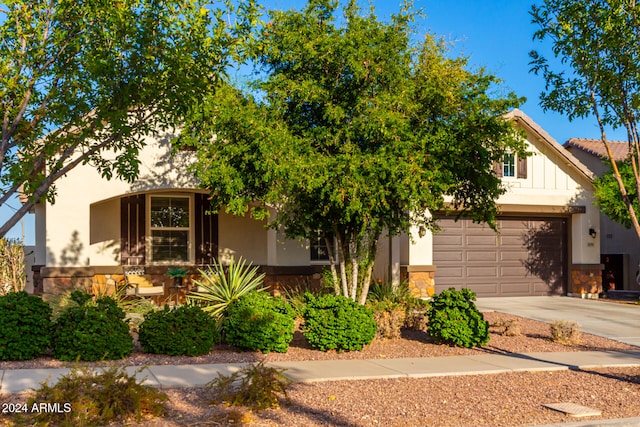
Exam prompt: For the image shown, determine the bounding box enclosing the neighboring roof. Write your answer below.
[504,109,596,183]
[565,138,629,162]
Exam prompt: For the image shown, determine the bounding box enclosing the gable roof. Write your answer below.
[565,138,629,162]
[504,109,595,183]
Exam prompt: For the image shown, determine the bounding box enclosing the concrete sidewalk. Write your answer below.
[2,350,640,394]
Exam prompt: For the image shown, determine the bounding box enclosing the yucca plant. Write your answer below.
[186,257,265,319]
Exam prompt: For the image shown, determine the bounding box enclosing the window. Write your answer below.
[149,195,191,263]
[310,233,331,262]
[503,153,516,177]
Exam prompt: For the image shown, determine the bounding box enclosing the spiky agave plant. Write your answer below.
[186,256,266,319]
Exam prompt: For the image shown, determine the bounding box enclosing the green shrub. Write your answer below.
[139,305,220,356]
[14,365,167,426]
[427,288,489,348]
[0,291,52,360]
[51,293,134,361]
[302,293,377,352]
[207,361,291,410]
[223,291,295,353]
[281,280,327,319]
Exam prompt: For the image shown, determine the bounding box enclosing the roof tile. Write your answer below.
[565,138,629,161]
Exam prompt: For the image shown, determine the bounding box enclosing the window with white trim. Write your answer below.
[503,153,516,177]
[149,195,192,263]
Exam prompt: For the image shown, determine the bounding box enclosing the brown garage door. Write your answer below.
[433,217,567,297]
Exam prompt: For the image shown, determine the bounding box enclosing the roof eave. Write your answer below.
[505,109,596,186]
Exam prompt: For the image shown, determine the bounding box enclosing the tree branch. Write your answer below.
[591,86,640,240]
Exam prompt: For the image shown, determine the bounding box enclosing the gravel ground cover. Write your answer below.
[2,311,640,426]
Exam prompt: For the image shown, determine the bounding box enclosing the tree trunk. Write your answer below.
[591,88,640,242]
[358,236,378,304]
[324,235,340,295]
[336,233,349,297]
[359,262,375,305]
[349,237,358,301]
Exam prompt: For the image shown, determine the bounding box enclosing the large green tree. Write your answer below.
[179,0,524,303]
[0,0,257,237]
[530,0,640,240]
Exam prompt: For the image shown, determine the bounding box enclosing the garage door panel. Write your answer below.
[434,217,566,297]
[466,235,497,246]
[468,283,499,297]
[499,251,526,262]
[433,252,464,262]
[437,266,463,278]
[467,251,497,262]
[467,266,498,277]
[444,220,464,229]
[433,235,463,246]
[533,281,562,294]
[500,235,526,246]
[500,224,527,233]
[500,283,532,295]
[501,266,530,277]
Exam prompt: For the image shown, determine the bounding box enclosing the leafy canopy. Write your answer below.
[530,0,640,239]
[178,0,525,302]
[594,160,639,228]
[0,0,258,236]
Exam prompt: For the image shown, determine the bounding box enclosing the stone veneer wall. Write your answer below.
[407,265,436,299]
[568,264,604,298]
[34,265,328,303]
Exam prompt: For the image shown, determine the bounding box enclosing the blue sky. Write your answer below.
[1,0,624,244]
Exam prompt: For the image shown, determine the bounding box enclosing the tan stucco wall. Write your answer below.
[89,198,121,265]
[273,229,310,266]
[41,132,201,267]
[39,131,317,269]
[408,223,433,266]
[217,211,268,265]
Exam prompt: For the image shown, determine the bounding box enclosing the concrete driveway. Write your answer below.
[476,296,640,347]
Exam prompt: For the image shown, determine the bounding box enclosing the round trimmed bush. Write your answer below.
[0,291,52,360]
[302,293,377,352]
[223,291,295,354]
[427,288,489,348]
[51,294,133,361]
[139,305,220,356]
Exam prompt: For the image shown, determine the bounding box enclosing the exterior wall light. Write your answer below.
[589,227,597,239]
[418,226,426,238]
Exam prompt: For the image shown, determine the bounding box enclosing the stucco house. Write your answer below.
[565,138,640,292]
[27,109,602,299]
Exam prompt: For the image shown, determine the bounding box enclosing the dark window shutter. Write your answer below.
[195,193,218,265]
[120,194,146,265]
[517,155,528,179]
[493,161,503,178]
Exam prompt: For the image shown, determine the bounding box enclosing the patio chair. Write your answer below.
[122,266,165,298]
